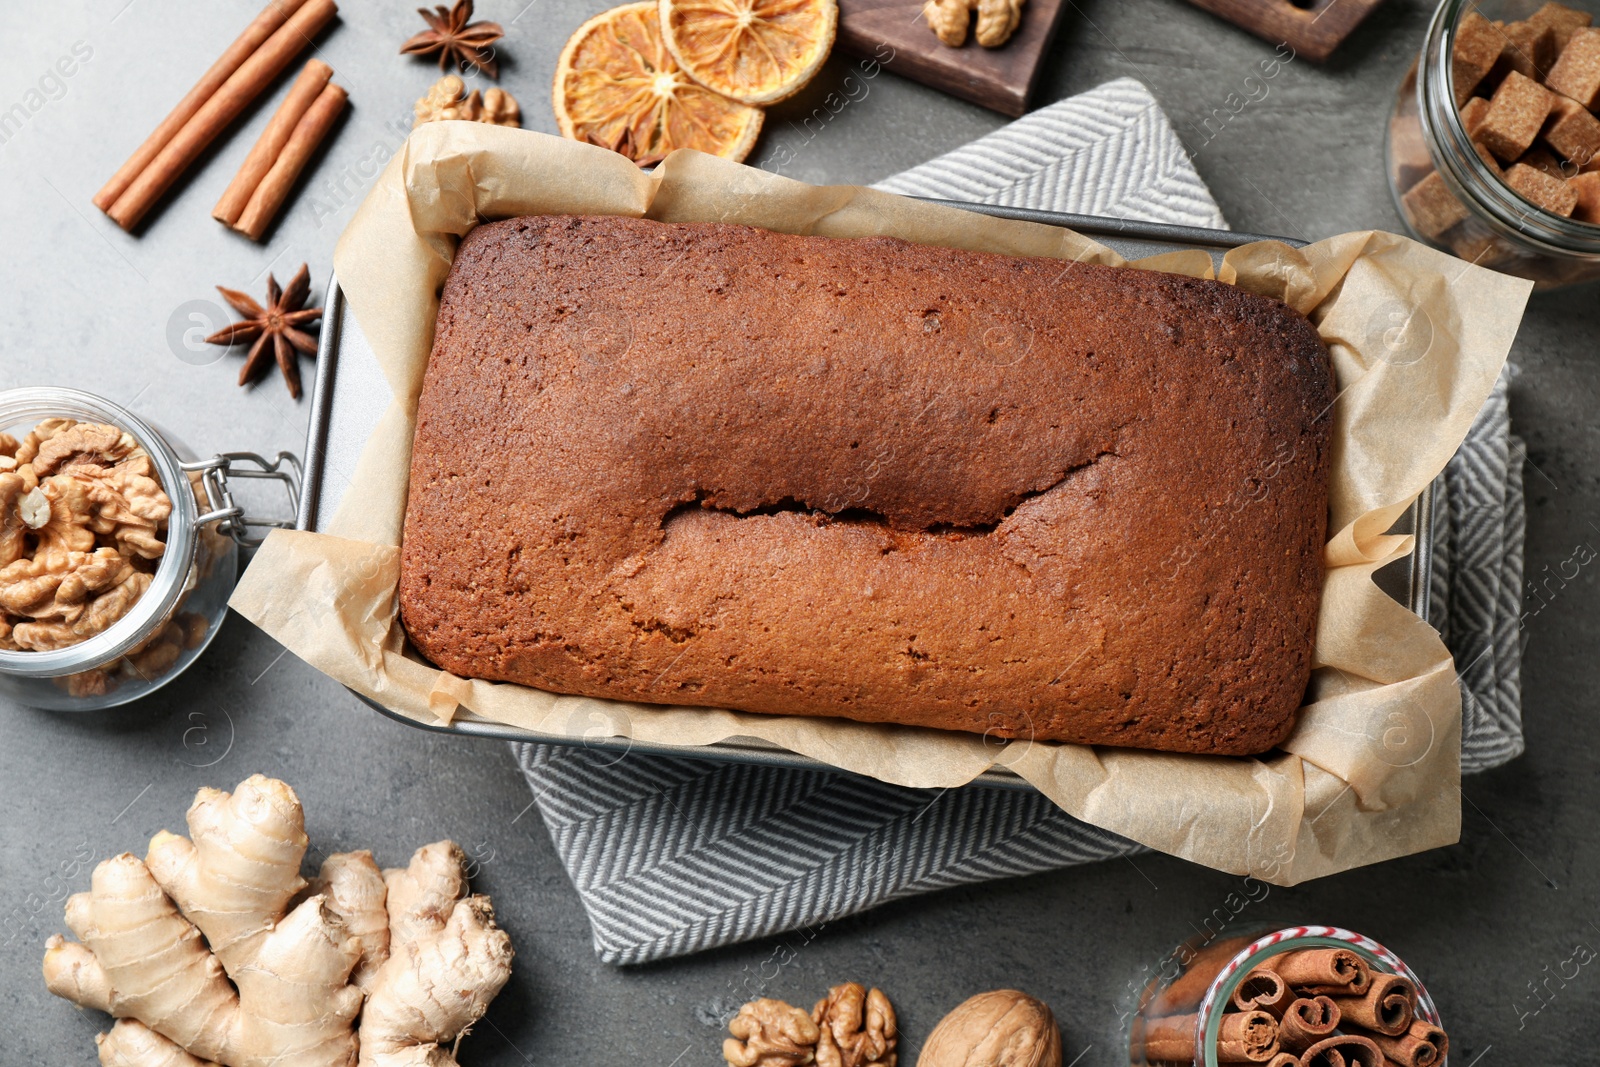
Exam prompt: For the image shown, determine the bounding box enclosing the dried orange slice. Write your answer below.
[660,0,837,105]
[554,2,764,166]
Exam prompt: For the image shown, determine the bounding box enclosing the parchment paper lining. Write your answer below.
[230,123,1532,884]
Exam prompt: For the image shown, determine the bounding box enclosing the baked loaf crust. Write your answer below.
[400,215,1334,755]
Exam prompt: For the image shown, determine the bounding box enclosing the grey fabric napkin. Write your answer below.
[513,78,1527,965]
[1430,367,1527,773]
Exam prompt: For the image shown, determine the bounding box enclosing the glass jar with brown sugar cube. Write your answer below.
[1388,0,1600,288]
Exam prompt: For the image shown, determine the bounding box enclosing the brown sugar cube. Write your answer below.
[1542,94,1600,168]
[1495,19,1558,80]
[1479,70,1556,161]
[1474,139,1506,175]
[1391,114,1434,191]
[1402,171,1471,237]
[1505,161,1581,214]
[1461,95,1493,135]
[1510,20,1561,78]
[1454,11,1508,104]
[1449,227,1511,266]
[1570,171,1600,221]
[1528,1,1593,53]
[1547,28,1600,109]
[1518,144,1567,176]
[1465,95,1497,139]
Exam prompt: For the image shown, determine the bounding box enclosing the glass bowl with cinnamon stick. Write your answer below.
[1129,925,1447,1067]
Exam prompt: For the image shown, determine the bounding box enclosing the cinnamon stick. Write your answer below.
[1231,969,1292,1017]
[1329,973,1415,1037]
[213,58,333,225]
[1217,1011,1281,1063]
[1265,949,1372,996]
[1370,1019,1448,1067]
[233,81,347,241]
[1138,1013,1200,1063]
[1276,996,1340,1052]
[1138,1011,1280,1064]
[1299,1034,1384,1067]
[1265,1055,1298,1067]
[1143,936,1256,1017]
[103,0,338,231]
[94,0,313,212]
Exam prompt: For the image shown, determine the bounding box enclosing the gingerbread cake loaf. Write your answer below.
[399,215,1334,755]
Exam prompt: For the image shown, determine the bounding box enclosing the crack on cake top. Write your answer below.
[659,447,1121,536]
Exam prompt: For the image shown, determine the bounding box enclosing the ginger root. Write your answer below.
[44,774,514,1067]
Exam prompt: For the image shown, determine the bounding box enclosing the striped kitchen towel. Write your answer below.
[871,77,1226,227]
[514,77,1527,966]
[1430,367,1527,773]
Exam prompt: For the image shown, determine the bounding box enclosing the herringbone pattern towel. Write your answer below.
[872,78,1227,228]
[514,78,1527,965]
[1430,369,1527,773]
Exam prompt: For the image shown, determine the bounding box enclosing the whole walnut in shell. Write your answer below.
[916,991,1061,1067]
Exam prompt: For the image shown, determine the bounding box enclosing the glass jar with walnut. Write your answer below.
[0,388,237,710]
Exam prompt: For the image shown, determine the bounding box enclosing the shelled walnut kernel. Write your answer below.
[725,999,822,1067]
[814,984,898,1067]
[0,420,171,661]
[725,984,898,1067]
[923,0,1023,49]
[414,74,520,128]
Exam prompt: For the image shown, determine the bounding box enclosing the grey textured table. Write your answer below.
[1,1,1594,1063]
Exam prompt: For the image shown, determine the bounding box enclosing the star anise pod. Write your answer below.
[204,264,322,400]
[401,0,505,78]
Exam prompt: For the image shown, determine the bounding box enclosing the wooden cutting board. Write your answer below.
[834,0,1072,117]
[1180,0,1389,63]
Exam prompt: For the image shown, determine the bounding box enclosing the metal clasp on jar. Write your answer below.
[182,451,303,548]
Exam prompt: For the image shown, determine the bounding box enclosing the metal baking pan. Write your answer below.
[297,202,1437,789]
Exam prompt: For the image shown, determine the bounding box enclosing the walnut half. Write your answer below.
[923,0,970,46]
[0,473,31,568]
[10,570,153,652]
[974,0,1024,47]
[29,421,139,477]
[923,0,1024,48]
[414,74,521,128]
[725,998,822,1067]
[814,984,897,1067]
